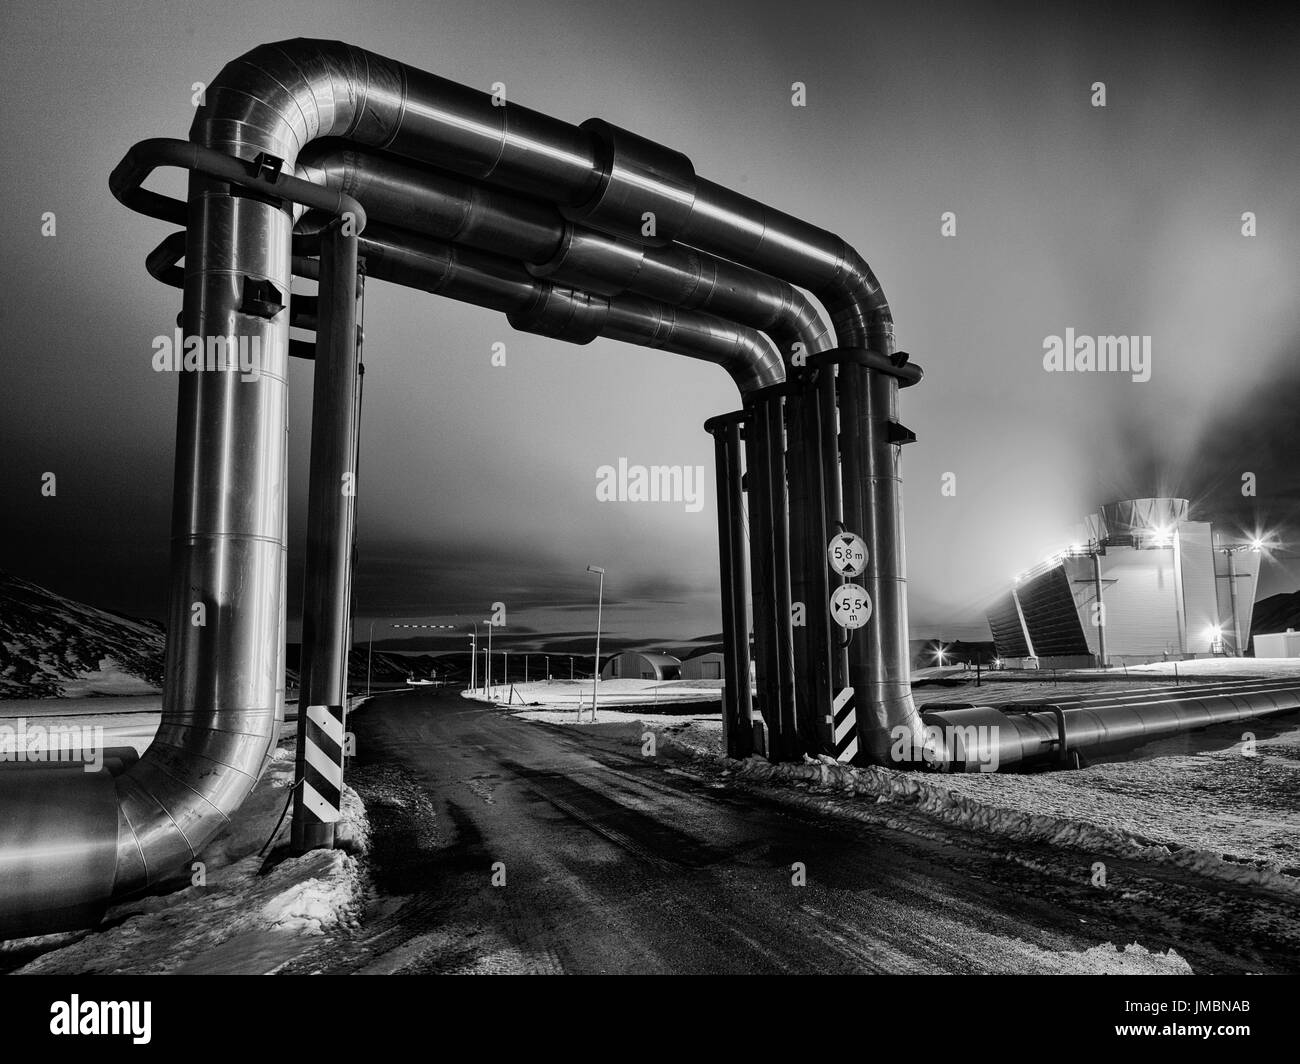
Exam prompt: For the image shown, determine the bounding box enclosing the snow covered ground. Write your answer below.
[1,699,371,975]
[465,677,722,709]
[0,695,162,760]
[512,676,1300,900]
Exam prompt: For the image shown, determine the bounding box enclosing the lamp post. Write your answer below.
[486,618,493,699]
[366,619,375,697]
[469,626,477,693]
[1217,538,1264,656]
[586,565,605,721]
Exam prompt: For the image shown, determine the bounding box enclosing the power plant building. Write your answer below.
[987,498,1260,667]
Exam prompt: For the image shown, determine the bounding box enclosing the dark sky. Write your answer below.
[2,0,1298,648]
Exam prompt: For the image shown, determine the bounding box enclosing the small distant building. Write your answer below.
[1254,630,1300,658]
[680,651,724,680]
[600,652,682,680]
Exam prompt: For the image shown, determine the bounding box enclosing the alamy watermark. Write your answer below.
[890,723,1001,772]
[151,328,274,382]
[0,717,106,772]
[596,458,706,513]
[1043,329,1151,383]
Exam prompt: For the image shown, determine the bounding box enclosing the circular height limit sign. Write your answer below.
[830,583,872,629]
[828,533,868,578]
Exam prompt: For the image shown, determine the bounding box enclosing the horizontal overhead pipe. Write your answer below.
[294,145,830,362]
[332,220,786,395]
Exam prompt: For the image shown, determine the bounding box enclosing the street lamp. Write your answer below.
[366,620,375,697]
[586,565,605,721]
[1217,538,1266,656]
[473,621,483,697]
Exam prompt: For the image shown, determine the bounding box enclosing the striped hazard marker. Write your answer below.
[832,686,858,763]
[301,703,344,824]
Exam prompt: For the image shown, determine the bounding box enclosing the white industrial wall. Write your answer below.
[680,653,724,680]
[1085,546,1183,656]
[1178,523,1220,654]
[1254,631,1300,657]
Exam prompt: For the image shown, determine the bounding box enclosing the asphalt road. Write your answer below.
[286,687,1300,974]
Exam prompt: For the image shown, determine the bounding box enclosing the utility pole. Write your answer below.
[587,566,605,722]
[1092,546,1108,669]
[1217,538,1263,656]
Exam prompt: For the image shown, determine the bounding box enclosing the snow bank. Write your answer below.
[628,727,1300,901]
[5,706,371,975]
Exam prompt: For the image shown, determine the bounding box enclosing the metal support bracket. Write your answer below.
[240,276,286,319]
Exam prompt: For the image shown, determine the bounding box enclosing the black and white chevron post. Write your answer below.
[832,686,858,763]
[300,703,345,825]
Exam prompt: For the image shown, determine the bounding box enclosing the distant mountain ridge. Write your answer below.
[0,571,166,698]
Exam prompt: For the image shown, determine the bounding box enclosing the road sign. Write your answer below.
[829,583,872,629]
[827,532,867,577]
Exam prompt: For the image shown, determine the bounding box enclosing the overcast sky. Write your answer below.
[2,0,1298,649]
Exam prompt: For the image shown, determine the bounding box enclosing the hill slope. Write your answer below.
[0,572,165,698]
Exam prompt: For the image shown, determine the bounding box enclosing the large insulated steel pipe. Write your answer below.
[339,222,784,395]
[921,681,1300,772]
[810,349,924,761]
[787,374,834,753]
[840,353,913,761]
[295,147,830,362]
[291,218,360,851]
[704,410,754,758]
[746,384,798,758]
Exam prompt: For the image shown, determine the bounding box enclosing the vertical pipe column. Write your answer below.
[762,389,799,758]
[1226,550,1240,656]
[1172,528,1188,656]
[816,364,851,699]
[292,219,360,852]
[1092,549,1108,668]
[147,169,291,874]
[705,411,753,758]
[823,344,925,763]
[792,375,835,752]
[742,411,777,756]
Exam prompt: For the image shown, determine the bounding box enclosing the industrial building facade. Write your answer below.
[988,498,1260,667]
